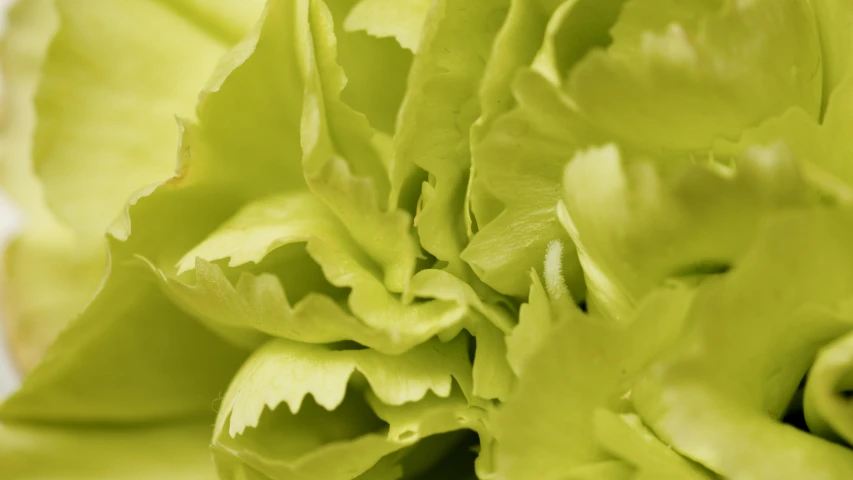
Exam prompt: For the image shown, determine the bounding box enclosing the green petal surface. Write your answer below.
[804,325,853,444]
[33,0,264,240]
[810,0,853,112]
[0,260,248,423]
[560,142,816,322]
[632,209,853,477]
[473,0,547,131]
[212,337,481,479]
[493,281,694,479]
[464,0,628,298]
[328,0,413,135]
[391,0,507,278]
[344,0,432,52]
[714,76,853,199]
[593,410,711,479]
[504,270,560,374]
[0,421,219,480]
[567,0,822,151]
[463,69,603,297]
[165,193,467,355]
[0,0,105,371]
[298,0,422,294]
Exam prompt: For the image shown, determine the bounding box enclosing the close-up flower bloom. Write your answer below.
[2,0,853,478]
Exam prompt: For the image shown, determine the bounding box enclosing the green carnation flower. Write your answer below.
[2,0,853,478]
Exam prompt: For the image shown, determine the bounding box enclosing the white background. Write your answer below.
[0,0,27,397]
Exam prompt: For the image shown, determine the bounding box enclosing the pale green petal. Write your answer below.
[344,0,432,52]
[163,0,269,43]
[714,76,853,199]
[1,231,105,372]
[407,268,514,334]
[464,0,550,249]
[0,420,219,479]
[300,0,418,293]
[533,0,568,14]
[464,0,633,297]
[220,338,470,435]
[0,0,310,439]
[33,0,264,240]
[811,0,853,111]
[466,315,513,401]
[164,256,470,356]
[407,269,514,400]
[168,193,466,354]
[175,192,347,275]
[632,209,853,477]
[161,258,348,350]
[212,337,480,479]
[472,0,546,133]
[608,0,720,54]
[634,378,853,479]
[564,461,634,480]
[0,0,57,209]
[463,69,603,297]
[0,262,247,422]
[528,0,628,85]
[168,193,515,375]
[106,0,316,266]
[504,271,554,374]
[593,410,711,479]
[303,0,393,198]
[567,0,822,151]
[391,0,508,278]
[560,143,816,322]
[367,390,474,445]
[111,0,323,269]
[0,0,105,371]
[111,0,493,364]
[804,325,853,444]
[92,9,403,392]
[327,0,413,135]
[493,282,694,479]
[300,156,417,294]
[11,0,850,478]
